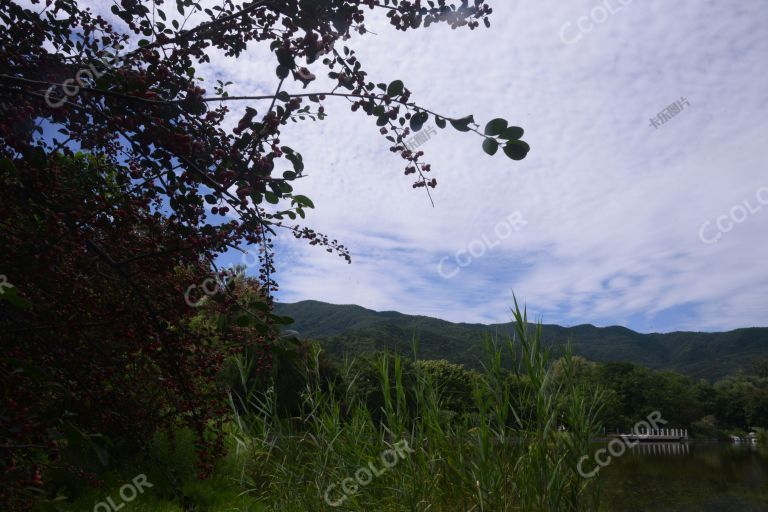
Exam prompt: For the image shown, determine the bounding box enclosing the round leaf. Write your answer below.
[386,80,404,97]
[484,118,507,136]
[410,111,428,132]
[503,140,530,160]
[500,126,524,140]
[482,138,499,156]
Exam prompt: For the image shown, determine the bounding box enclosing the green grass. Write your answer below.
[37,427,266,512]
[39,303,604,512]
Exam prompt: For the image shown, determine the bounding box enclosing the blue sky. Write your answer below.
[74,0,768,332]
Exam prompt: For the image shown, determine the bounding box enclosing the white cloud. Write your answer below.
[70,0,768,331]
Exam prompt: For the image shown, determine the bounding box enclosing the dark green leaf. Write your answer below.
[500,126,524,140]
[484,118,507,136]
[482,138,499,156]
[410,111,428,132]
[386,80,404,97]
[275,48,295,69]
[292,194,314,208]
[450,115,475,132]
[503,140,530,160]
[286,153,304,172]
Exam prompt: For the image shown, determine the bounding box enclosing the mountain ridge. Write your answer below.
[273,300,768,380]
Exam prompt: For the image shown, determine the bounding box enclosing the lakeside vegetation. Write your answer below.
[32,303,607,511]
[274,301,768,438]
[20,290,767,511]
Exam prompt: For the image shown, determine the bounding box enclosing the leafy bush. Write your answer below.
[0,155,269,507]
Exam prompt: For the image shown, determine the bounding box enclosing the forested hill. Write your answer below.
[273,300,768,381]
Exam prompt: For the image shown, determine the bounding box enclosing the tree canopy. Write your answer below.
[0,0,530,508]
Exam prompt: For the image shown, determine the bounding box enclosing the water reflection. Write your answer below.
[625,442,690,456]
[598,442,768,512]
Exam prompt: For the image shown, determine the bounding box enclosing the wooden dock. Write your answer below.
[618,428,688,443]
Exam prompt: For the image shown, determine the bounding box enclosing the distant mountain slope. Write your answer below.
[273,300,768,381]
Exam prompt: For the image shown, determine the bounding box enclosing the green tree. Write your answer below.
[745,384,768,428]
[713,376,754,430]
[414,359,480,413]
[753,357,768,378]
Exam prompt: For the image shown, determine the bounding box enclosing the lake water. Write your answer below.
[597,441,768,511]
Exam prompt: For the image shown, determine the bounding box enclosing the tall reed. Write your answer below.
[226,302,604,511]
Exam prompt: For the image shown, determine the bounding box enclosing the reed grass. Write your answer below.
[41,302,603,511]
[226,301,605,511]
